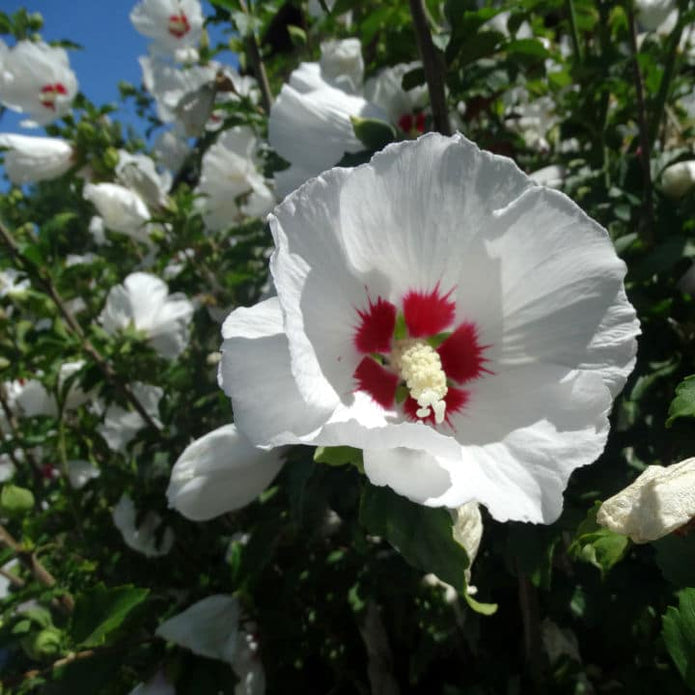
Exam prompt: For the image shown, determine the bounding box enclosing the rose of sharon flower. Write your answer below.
[196,127,275,230]
[219,134,639,524]
[0,41,78,126]
[113,493,174,557]
[130,0,203,60]
[83,182,152,242]
[597,458,695,543]
[100,272,194,359]
[0,134,74,185]
[167,424,284,521]
[660,160,695,198]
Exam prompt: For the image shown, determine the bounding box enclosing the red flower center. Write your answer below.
[397,111,427,137]
[168,12,191,38]
[39,83,68,110]
[352,285,491,427]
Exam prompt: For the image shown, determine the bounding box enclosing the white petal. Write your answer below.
[67,460,100,490]
[167,424,284,520]
[0,134,74,184]
[156,594,240,664]
[129,671,175,695]
[597,458,695,543]
[320,38,364,94]
[83,183,151,240]
[363,62,428,124]
[112,494,174,557]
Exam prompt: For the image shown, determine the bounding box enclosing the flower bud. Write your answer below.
[661,160,695,198]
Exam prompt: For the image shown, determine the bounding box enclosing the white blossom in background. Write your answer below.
[269,40,433,197]
[167,424,284,521]
[0,134,74,185]
[130,0,203,61]
[140,55,217,132]
[0,40,78,126]
[100,272,194,359]
[67,460,100,490]
[505,90,558,151]
[529,164,566,189]
[153,129,190,172]
[597,458,695,543]
[660,159,695,197]
[116,150,172,209]
[113,493,174,557]
[88,216,108,246]
[219,133,640,524]
[83,183,152,242]
[6,378,56,418]
[0,268,29,297]
[268,62,386,198]
[196,127,275,230]
[98,382,163,452]
[364,62,429,134]
[679,261,695,295]
[635,0,677,31]
[320,38,364,94]
[156,595,265,692]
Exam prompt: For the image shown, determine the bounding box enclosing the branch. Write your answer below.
[239,0,273,114]
[0,222,162,433]
[516,563,545,693]
[626,1,655,247]
[408,0,451,135]
[0,524,74,612]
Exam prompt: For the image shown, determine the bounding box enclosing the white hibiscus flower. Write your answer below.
[83,182,152,242]
[112,493,174,557]
[98,382,163,452]
[0,134,74,185]
[196,127,275,230]
[269,39,432,197]
[219,134,639,524]
[100,272,194,359]
[597,458,695,543]
[0,40,78,126]
[116,150,172,208]
[130,0,203,60]
[167,424,284,521]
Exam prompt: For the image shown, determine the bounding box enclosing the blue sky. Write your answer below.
[1,0,237,136]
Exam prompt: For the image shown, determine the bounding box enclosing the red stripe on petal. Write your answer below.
[437,322,488,384]
[403,386,470,426]
[403,285,456,337]
[354,297,397,354]
[354,357,398,409]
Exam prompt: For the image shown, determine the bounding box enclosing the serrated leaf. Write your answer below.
[359,484,469,592]
[71,584,149,648]
[350,116,396,152]
[667,376,695,427]
[662,589,695,690]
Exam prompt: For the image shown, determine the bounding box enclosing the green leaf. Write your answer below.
[667,375,695,427]
[71,584,149,648]
[662,589,695,690]
[0,484,35,516]
[505,38,550,59]
[359,484,469,592]
[314,446,362,467]
[568,502,629,578]
[286,24,306,46]
[654,532,695,587]
[350,116,396,152]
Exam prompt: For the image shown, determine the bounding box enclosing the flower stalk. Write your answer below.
[408,0,451,135]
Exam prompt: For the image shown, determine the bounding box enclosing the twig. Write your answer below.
[0,524,74,612]
[648,0,688,146]
[0,222,162,433]
[0,565,25,588]
[408,0,451,135]
[516,561,545,693]
[239,0,273,114]
[626,0,655,247]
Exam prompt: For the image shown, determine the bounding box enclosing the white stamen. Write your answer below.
[392,339,448,424]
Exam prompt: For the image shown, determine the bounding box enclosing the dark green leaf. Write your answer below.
[71,584,149,648]
[662,589,695,690]
[314,446,362,467]
[359,484,469,592]
[667,376,695,427]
